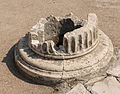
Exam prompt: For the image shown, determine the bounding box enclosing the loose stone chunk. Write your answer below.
[66,83,91,94]
[107,62,120,77]
[91,76,120,94]
[44,15,62,44]
[85,75,106,86]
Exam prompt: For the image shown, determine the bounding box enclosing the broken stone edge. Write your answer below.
[14,29,113,85]
[29,13,99,60]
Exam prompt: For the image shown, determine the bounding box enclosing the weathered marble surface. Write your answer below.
[14,13,114,94]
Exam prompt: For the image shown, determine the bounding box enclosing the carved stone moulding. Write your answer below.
[14,13,113,85]
[28,13,99,60]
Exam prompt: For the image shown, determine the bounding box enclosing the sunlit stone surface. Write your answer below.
[14,13,114,94]
[91,76,120,94]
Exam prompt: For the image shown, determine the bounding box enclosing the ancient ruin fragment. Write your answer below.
[14,13,114,94]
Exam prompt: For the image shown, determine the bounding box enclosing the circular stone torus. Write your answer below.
[14,13,113,84]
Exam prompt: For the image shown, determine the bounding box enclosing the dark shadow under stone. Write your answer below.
[56,18,82,47]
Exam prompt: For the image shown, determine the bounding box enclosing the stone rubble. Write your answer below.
[84,75,106,86]
[107,48,120,78]
[84,48,120,94]
[107,62,120,77]
[14,13,115,94]
[66,83,91,94]
[91,76,120,94]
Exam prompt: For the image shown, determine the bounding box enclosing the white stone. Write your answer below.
[88,13,98,26]
[31,40,39,45]
[107,62,120,77]
[66,83,91,94]
[31,18,47,31]
[85,75,106,86]
[91,76,120,94]
[14,13,114,86]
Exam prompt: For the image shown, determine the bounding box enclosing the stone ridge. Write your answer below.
[14,13,114,87]
[28,13,99,59]
[14,29,113,83]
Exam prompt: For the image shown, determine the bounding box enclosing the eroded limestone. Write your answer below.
[66,83,91,94]
[14,13,114,94]
[91,76,120,94]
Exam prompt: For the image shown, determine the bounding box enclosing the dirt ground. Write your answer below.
[0,0,120,94]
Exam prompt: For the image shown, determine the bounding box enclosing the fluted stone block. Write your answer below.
[14,13,113,87]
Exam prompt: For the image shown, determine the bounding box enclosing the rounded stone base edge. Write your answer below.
[14,46,114,86]
[14,30,114,85]
[14,48,64,86]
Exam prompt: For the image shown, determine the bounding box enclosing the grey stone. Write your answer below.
[44,15,62,44]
